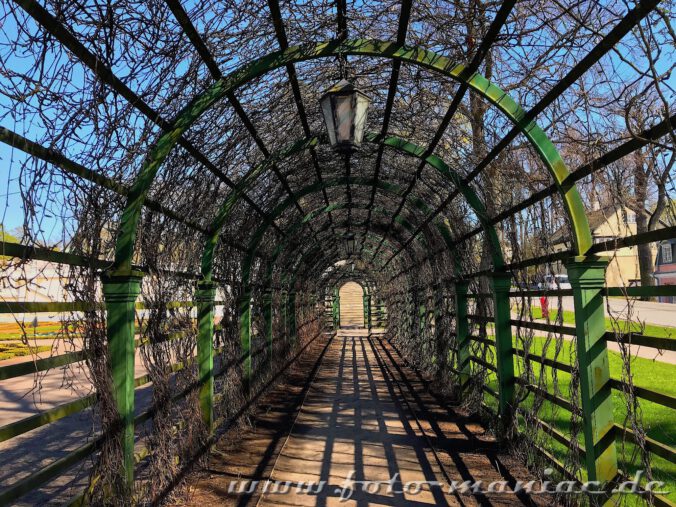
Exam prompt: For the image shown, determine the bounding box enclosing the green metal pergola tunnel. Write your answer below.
[0,0,675,505]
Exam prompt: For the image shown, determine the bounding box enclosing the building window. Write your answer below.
[626,212,636,224]
[662,243,673,264]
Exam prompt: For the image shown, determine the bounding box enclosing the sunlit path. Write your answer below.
[180,331,543,507]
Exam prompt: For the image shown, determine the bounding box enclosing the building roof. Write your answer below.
[550,206,625,245]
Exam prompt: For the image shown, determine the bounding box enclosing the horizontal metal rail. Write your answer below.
[470,355,497,372]
[0,357,191,505]
[458,226,676,280]
[470,335,675,410]
[0,436,99,505]
[0,299,228,314]
[510,319,578,336]
[514,377,575,412]
[483,316,676,352]
[0,393,96,444]
[615,424,676,465]
[517,407,586,456]
[0,241,231,282]
[0,351,87,381]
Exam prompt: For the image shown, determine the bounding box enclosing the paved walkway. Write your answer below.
[180,330,544,506]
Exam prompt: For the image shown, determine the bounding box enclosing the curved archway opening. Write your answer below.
[338,281,365,329]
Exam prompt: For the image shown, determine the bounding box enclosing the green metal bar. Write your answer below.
[0,241,231,283]
[0,355,194,505]
[201,132,492,285]
[13,0,281,249]
[491,273,515,431]
[102,38,586,273]
[371,0,517,262]
[566,257,618,489]
[478,113,676,243]
[0,350,86,381]
[418,299,426,337]
[0,356,177,444]
[463,226,676,280]
[432,285,446,380]
[454,282,470,389]
[0,239,111,269]
[393,0,660,267]
[605,285,676,298]
[100,270,143,493]
[238,293,252,383]
[608,379,676,410]
[616,424,676,465]
[360,0,414,255]
[333,288,340,329]
[263,289,273,361]
[235,191,434,361]
[0,128,208,237]
[195,280,216,430]
[0,437,99,506]
[609,333,676,352]
[0,394,95,443]
[287,291,297,342]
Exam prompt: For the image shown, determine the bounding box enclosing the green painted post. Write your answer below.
[419,300,426,336]
[287,291,297,342]
[363,294,368,328]
[491,272,515,429]
[333,288,341,329]
[366,295,372,331]
[454,281,470,389]
[281,291,288,339]
[238,293,252,382]
[263,289,273,360]
[101,270,143,492]
[567,257,618,487]
[195,280,216,430]
[433,285,446,379]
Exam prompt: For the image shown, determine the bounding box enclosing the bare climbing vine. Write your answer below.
[0,0,673,504]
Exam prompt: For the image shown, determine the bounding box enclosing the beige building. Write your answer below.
[550,206,656,287]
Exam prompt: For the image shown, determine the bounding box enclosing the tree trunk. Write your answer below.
[632,156,653,298]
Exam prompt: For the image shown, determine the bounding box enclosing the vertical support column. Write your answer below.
[490,272,515,428]
[363,293,371,330]
[195,280,216,430]
[419,299,426,336]
[333,287,340,329]
[454,281,470,389]
[263,289,273,361]
[433,284,447,380]
[567,257,617,486]
[281,291,288,339]
[101,270,143,492]
[363,293,368,328]
[238,292,252,382]
[287,291,297,342]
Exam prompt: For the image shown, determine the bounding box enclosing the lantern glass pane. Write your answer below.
[353,94,370,144]
[334,95,355,143]
[320,95,337,145]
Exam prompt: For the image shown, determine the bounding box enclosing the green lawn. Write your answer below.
[478,335,675,505]
[0,342,52,360]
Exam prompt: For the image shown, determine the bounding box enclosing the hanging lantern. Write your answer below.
[320,79,371,152]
